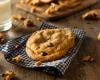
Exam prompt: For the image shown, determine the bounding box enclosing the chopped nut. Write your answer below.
[24,19,34,27]
[12,55,21,63]
[97,32,100,41]
[2,71,15,80]
[82,56,94,62]
[0,33,5,43]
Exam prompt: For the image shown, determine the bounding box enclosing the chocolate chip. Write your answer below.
[40,52,48,56]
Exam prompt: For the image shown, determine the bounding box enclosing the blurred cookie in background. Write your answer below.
[82,9,100,20]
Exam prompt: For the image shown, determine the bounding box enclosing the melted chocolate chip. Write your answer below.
[40,52,48,56]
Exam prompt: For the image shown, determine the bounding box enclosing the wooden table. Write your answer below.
[0,0,100,80]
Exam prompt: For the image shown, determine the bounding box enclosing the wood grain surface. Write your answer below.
[0,0,100,80]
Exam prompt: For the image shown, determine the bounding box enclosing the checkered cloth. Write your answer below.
[0,22,85,76]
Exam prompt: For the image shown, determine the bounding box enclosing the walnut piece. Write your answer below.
[24,19,34,27]
[12,55,21,63]
[82,56,94,62]
[2,71,15,80]
[82,9,100,20]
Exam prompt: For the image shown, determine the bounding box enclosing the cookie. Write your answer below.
[45,0,81,14]
[82,9,100,20]
[26,28,75,62]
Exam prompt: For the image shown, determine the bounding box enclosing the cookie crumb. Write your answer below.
[12,55,21,63]
[24,19,34,27]
[2,71,15,80]
[97,32,100,41]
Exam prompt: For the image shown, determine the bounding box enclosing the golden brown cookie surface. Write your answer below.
[26,28,75,62]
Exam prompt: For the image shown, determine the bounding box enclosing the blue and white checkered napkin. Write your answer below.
[0,22,85,76]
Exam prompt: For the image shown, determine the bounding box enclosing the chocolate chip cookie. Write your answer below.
[26,28,75,62]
